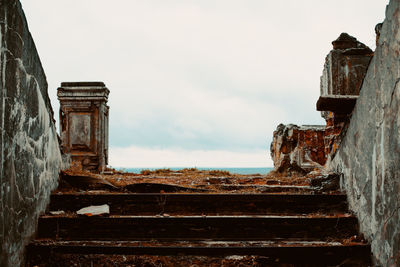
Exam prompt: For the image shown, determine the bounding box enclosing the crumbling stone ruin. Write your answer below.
[271,33,373,173]
[271,0,400,265]
[270,124,326,174]
[317,33,374,162]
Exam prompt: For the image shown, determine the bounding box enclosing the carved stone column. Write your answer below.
[57,82,109,172]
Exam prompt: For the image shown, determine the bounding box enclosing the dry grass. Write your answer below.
[209,170,231,176]
[56,166,318,194]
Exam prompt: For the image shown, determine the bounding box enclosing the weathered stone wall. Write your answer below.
[271,124,326,173]
[328,1,400,265]
[0,0,62,266]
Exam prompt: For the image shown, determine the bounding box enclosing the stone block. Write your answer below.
[58,82,109,172]
[271,124,326,173]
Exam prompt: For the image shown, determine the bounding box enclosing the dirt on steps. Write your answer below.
[56,168,338,194]
[25,168,372,266]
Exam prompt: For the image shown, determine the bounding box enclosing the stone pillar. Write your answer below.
[57,82,109,172]
[316,33,373,158]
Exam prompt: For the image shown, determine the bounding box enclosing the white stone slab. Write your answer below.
[77,204,110,216]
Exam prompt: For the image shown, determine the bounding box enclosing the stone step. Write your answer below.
[196,184,316,193]
[26,240,371,266]
[37,215,358,241]
[48,193,348,216]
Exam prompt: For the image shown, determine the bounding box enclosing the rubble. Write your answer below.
[271,33,374,175]
[49,211,65,216]
[55,167,320,194]
[270,124,326,174]
[27,173,371,266]
[123,182,209,193]
[308,173,340,192]
[77,204,110,216]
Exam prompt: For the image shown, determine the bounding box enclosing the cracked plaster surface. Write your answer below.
[329,0,400,265]
[0,0,61,266]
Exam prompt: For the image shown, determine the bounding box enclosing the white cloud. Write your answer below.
[19,0,387,167]
[109,146,271,168]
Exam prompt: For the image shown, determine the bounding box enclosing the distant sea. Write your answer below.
[117,167,274,175]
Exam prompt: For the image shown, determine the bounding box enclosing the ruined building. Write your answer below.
[271,4,400,265]
[1,0,400,266]
[271,33,373,174]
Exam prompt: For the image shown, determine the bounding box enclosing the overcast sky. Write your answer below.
[20,0,387,167]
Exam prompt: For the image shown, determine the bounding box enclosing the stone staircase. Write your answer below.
[26,189,372,266]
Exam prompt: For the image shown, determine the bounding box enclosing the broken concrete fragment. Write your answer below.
[206,177,231,184]
[270,124,326,174]
[308,173,340,192]
[77,204,110,216]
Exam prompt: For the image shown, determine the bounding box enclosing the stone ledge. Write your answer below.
[61,82,106,87]
[316,95,358,114]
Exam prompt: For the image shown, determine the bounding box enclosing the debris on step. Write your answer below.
[28,169,372,266]
[123,182,210,193]
[48,193,349,216]
[61,172,118,191]
[77,204,110,217]
[49,210,65,215]
[308,173,340,192]
[206,177,231,184]
[26,240,372,266]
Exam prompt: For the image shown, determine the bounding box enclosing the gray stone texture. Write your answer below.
[328,1,400,265]
[0,0,62,266]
